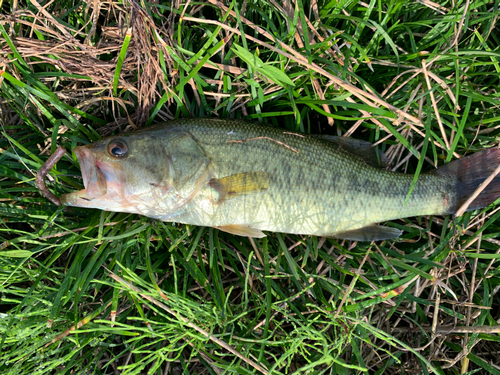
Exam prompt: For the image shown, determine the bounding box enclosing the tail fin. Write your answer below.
[437,148,500,213]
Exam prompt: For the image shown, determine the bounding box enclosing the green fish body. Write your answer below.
[60,119,500,241]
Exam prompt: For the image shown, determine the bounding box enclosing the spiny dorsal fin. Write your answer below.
[331,225,402,241]
[317,135,389,168]
[208,172,270,201]
[216,224,266,238]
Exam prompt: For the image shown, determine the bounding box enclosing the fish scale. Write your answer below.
[60,118,500,241]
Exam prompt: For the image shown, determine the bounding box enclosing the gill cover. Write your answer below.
[166,130,212,200]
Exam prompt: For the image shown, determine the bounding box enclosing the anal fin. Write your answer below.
[216,224,266,238]
[331,225,402,241]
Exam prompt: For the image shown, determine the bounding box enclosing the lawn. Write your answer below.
[0,0,499,374]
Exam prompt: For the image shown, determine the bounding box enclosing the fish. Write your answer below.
[59,118,500,241]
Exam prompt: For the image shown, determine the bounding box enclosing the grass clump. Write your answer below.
[1,0,500,374]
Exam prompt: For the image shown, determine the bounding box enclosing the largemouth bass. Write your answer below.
[59,119,500,241]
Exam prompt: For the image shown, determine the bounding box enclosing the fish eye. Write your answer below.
[108,140,128,158]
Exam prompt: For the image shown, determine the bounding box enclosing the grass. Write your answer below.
[0,0,500,373]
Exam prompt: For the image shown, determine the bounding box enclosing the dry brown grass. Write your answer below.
[1,0,178,131]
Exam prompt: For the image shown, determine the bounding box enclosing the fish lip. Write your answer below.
[74,146,107,198]
[60,146,126,208]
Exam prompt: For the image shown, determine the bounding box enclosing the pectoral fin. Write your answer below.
[331,225,402,241]
[216,224,266,238]
[208,172,270,201]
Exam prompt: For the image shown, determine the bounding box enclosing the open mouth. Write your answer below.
[60,146,108,206]
[75,146,107,198]
[60,145,127,209]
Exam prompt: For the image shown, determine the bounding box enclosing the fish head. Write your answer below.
[60,128,211,217]
[60,133,173,213]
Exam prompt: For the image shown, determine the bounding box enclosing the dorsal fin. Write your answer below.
[317,135,389,168]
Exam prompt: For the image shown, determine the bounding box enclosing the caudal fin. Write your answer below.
[437,148,500,213]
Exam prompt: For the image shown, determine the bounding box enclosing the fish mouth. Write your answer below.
[60,146,110,207]
[76,146,108,198]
